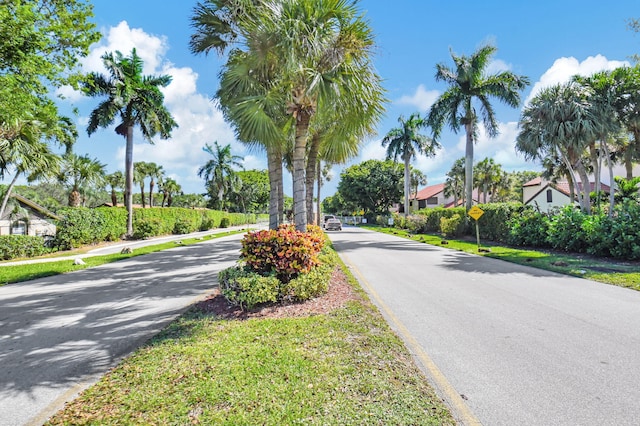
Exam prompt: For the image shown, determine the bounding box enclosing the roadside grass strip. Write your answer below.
[365,226,640,291]
[45,263,454,425]
[0,230,246,286]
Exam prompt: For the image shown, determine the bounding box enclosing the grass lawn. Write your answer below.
[364,225,640,291]
[45,253,454,425]
[0,229,247,286]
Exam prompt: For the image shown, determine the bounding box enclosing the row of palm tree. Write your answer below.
[516,65,640,215]
[190,0,385,231]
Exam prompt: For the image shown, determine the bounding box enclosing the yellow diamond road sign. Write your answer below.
[468,206,484,220]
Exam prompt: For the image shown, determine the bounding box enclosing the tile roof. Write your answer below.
[413,183,445,200]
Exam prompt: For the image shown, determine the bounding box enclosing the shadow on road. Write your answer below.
[0,238,240,401]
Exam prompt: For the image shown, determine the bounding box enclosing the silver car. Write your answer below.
[324,217,342,231]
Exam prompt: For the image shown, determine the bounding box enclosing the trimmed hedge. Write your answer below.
[0,235,50,260]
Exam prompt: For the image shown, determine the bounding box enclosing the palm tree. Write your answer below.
[444,158,465,207]
[146,162,164,207]
[105,171,124,207]
[410,168,427,210]
[473,157,502,203]
[198,141,243,210]
[133,161,148,208]
[516,82,598,213]
[83,48,178,236]
[160,177,181,207]
[382,113,439,217]
[193,0,384,231]
[58,153,106,207]
[427,44,529,210]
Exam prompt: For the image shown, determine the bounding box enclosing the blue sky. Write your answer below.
[40,1,640,199]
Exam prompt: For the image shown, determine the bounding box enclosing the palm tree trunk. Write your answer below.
[601,138,615,216]
[267,146,280,230]
[575,160,592,214]
[464,122,474,210]
[305,136,320,225]
[293,113,311,231]
[0,171,21,220]
[125,126,134,237]
[403,153,410,217]
[149,179,155,207]
[69,188,81,207]
[139,183,146,208]
[316,160,322,228]
[111,188,118,207]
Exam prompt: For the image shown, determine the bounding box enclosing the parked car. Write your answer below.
[322,215,336,229]
[324,217,342,231]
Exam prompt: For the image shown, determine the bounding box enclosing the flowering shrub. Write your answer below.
[240,225,324,283]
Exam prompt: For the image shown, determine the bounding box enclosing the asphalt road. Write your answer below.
[329,226,640,426]
[0,233,244,426]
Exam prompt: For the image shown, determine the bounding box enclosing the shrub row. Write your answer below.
[0,235,50,260]
[55,207,255,249]
[508,201,640,259]
[220,225,330,310]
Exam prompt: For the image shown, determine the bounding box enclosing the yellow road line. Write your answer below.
[342,252,482,426]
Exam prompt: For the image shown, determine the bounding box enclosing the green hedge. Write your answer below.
[0,235,50,260]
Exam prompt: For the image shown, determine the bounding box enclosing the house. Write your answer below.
[523,177,610,212]
[407,183,481,212]
[0,194,60,236]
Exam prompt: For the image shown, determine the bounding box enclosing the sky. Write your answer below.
[30,0,640,200]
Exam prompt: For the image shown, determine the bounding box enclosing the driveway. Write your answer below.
[0,233,243,426]
[329,226,640,426]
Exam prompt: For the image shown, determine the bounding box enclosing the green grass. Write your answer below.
[45,252,454,425]
[0,229,247,286]
[364,225,640,291]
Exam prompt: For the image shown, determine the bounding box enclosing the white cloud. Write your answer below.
[526,54,629,103]
[396,84,440,112]
[486,59,511,75]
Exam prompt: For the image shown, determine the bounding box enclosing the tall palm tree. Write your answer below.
[133,161,148,208]
[427,44,529,210]
[146,162,164,207]
[160,177,181,207]
[473,157,502,203]
[198,141,243,210]
[410,168,427,210]
[382,113,439,216]
[83,48,178,236]
[58,153,106,207]
[105,171,124,207]
[516,82,598,213]
[444,158,465,207]
[193,0,384,231]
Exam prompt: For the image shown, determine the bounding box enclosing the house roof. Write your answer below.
[11,194,61,220]
[413,183,445,200]
[523,177,542,187]
[524,180,611,204]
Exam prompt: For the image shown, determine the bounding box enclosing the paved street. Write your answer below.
[0,233,243,426]
[330,226,640,426]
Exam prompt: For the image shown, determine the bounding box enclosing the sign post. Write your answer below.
[467,206,484,251]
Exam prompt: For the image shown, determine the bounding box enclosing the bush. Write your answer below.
[546,206,587,252]
[55,207,105,249]
[440,215,463,238]
[507,208,550,247]
[609,200,640,259]
[582,213,614,256]
[416,207,467,233]
[240,225,324,283]
[173,217,198,235]
[199,216,216,231]
[475,203,524,242]
[219,217,230,228]
[284,249,334,301]
[218,265,282,310]
[0,235,50,260]
[133,217,163,239]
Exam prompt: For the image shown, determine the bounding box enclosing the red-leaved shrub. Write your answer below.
[240,225,324,283]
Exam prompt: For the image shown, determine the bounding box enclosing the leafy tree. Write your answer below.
[172,193,206,209]
[614,176,640,203]
[83,48,178,236]
[229,169,270,213]
[444,158,465,207]
[146,162,164,207]
[517,82,600,213]
[192,0,384,231]
[198,141,244,210]
[337,160,403,215]
[57,153,106,207]
[159,177,181,207]
[382,113,439,216]
[105,171,124,207]
[427,44,529,210]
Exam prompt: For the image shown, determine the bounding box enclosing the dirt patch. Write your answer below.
[194,266,361,320]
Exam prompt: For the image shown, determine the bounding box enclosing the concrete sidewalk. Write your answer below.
[0,224,259,267]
